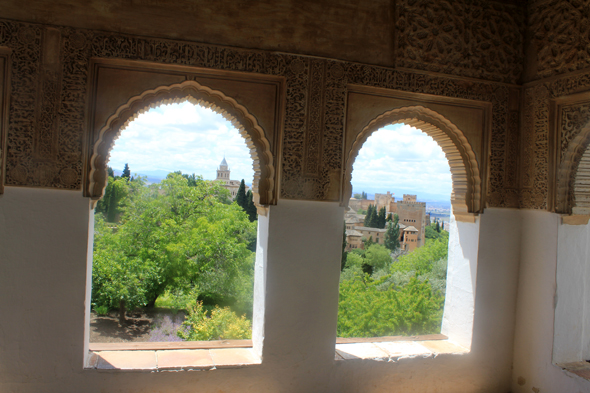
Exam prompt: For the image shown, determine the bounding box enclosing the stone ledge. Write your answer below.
[335,339,469,362]
[86,347,261,371]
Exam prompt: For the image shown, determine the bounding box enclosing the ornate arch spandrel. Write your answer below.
[557,123,590,223]
[342,106,481,222]
[85,80,276,210]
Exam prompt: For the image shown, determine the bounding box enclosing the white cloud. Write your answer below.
[109,105,452,201]
[351,124,452,201]
[108,102,254,183]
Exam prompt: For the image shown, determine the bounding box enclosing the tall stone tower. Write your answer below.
[216,157,230,184]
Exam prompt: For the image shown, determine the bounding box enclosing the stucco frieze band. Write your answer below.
[0,19,517,209]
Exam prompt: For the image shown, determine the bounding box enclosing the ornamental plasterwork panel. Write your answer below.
[553,96,590,215]
[528,0,590,80]
[520,68,590,212]
[0,49,9,195]
[0,18,516,209]
[396,0,524,84]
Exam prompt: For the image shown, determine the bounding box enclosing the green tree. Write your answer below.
[353,193,362,199]
[235,179,247,207]
[364,244,392,271]
[363,235,374,249]
[341,222,348,271]
[95,175,136,223]
[245,190,257,222]
[362,191,368,200]
[377,207,387,229]
[363,205,373,227]
[122,163,131,180]
[92,173,257,321]
[338,271,444,337]
[364,205,379,228]
[384,214,401,252]
[369,206,379,228]
[436,220,441,233]
[425,222,445,240]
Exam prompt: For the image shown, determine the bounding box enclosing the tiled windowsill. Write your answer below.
[86,335,467,371]
[556,361,590,381]
[86,347,261,371]
[334,334,469,361]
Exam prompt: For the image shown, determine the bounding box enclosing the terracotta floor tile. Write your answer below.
[96,350,157,370]
[420,340,469,354]
[210,348,261,367]
[335,343,389,360]
[157,349,214,369]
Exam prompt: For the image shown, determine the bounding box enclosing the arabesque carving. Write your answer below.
[0,18,519,208]
[555,101,590,215]
[529,0,590,80]
[343,106,481,221]
[396,0,524,84]
[87,81,276,207]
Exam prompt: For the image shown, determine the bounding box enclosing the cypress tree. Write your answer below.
[107,166,115,178]
[377,207,387,229]
[436,220,441,233]
[236,179,247,208]
[385,214,401,252]
[369,205,379,228]
[122,163,131,180]
[246,190,257,222]
[364,205,374,227]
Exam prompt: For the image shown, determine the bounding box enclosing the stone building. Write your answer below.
[349,193,428,248]
[215,157,249,198]
[2,1,590,392]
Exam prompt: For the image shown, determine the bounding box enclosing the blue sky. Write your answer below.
[109,102,452,202]
[109,102,255,183]
[351,124,451,202]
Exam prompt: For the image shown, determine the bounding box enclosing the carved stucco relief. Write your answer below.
[529,0,590,80]
[521,84,550,210]
[88,81,276,207]
[0,19,516,209]
[555,100,590,214]
[343,106,482,221]
[396,0,524,84]
[520,68,590,213]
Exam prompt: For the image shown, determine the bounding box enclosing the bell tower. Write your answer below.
[216,157,230,183]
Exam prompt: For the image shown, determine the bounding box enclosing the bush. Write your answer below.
[94,305,109,316]
[338,271,444,337]
[178,301,252,341]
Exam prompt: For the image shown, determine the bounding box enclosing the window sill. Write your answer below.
[86,345,261,371]
[334,334,468,361]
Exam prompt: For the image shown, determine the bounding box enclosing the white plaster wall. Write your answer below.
[511,210,590,393]
[441,212,480,348]
[554,221,590,364]
[0,191,524,392]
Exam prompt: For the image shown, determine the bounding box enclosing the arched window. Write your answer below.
[84,81,276,362]
[338,105,482,356]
